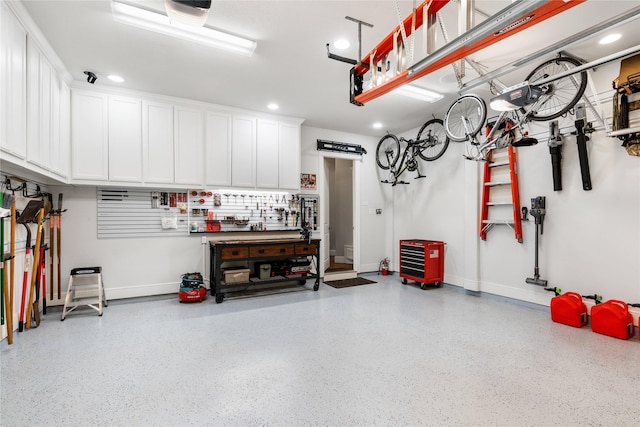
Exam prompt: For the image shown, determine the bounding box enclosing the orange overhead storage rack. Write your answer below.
[353,0,451,75]
[352,0,586,105]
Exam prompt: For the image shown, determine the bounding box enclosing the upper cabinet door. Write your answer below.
[26,38,52,170]
[71,91,109,181]
[205,111,231,187]
[278,123,301,190]
[143,100,174,184]
[256,119,279,189]
[231,115,256,188]
[174,105,203,186]
[0,3,27,158]
[108,95,142,182]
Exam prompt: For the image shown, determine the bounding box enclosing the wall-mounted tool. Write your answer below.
[526,196,547,287]
[548,120,564,191]
[574,104,593,191]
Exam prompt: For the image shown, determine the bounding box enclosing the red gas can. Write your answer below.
[550,292,587,328]
[590,300,634,340]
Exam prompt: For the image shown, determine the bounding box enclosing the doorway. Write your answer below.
[321,156,357,280]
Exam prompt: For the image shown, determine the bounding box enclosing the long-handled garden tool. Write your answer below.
[26,205,48,329]
[525,196,548,287]
[16,200,43,332]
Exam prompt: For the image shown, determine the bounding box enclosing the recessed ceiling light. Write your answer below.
[333,39,350,50]
[373,122,383,129]
[107,74,125,83]
[267,103,279,110]
[599,33,621,45]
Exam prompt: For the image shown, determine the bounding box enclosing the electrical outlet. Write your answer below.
[201,236,207,244]
[376,209,382,215]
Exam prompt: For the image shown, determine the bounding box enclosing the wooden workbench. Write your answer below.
[209,238,321,303]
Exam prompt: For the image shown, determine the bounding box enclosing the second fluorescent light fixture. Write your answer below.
[111,0,257,56]
[392,84,443,103]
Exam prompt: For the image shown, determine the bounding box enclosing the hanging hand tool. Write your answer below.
[223,194,230,204]
[1,192,7,328]
[26,206,46,329]
[16,200,42,332]
[38,243,49,316]
[7,193,16,344]
[56,194,65,300]
[548,120,564,191]
[525,196,547,287]
[574,104,592,191]
[241,194,246,207]
[49,202,55,301]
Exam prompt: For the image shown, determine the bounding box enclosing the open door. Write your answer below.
[322,158,331,272]
[321,156,356,281]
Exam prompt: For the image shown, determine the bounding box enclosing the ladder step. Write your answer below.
[489,160,509,168]
[486,201,513,206]
[482,219,514,225]
[484,181,511,186]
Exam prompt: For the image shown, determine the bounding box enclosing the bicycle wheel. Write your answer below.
[444,94,487,142]
[416,118,450,161]
[522,56,587,121]
[375,134,400,170]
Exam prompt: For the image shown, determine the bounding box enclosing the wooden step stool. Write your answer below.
[61,267,108,320]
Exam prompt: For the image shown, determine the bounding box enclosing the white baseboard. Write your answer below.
[106,282,183,300]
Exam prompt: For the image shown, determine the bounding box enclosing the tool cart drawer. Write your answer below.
[221,247,249,260]
[249,244,294,258]
[295,243,317,255]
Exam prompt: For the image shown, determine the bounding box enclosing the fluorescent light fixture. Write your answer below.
[392,84,444,103]
[489,81,542,111]
[111,0,257,56]
[107,74,125,83]
[373,122,383,129]
[267,103,279,110]
[599,33,621,45]
[333,39,350,50]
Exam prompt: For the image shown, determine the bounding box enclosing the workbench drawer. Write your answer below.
[220,247,249,260]
[249,244,294,257]
[295,243,317,255]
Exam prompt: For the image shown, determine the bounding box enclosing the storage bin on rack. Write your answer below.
[223,268,250,284]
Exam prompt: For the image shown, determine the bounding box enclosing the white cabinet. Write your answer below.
[205,111,231,187]
[255,119,301,190]
[26,38,52,170]
[278,123,301,190]
[0,2,27,159]
[108,95,142,182]
[174,105,203,186]
[55,81,70,178]
[71,91,109,181]
[231,115,256,188]
[256,119,279,189]
[143,101,174,184]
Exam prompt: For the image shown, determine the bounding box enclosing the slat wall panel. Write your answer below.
[97,188,188,238]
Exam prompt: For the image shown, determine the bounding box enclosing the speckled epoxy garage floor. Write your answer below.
[1,273,639,426]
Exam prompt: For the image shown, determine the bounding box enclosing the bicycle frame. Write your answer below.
[465,92,551,161]
[383,137,427,186]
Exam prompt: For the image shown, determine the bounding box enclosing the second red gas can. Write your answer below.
[590,300,634,340]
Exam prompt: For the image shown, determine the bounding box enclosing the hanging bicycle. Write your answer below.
[443,56,588,161]
[375,118,449,186]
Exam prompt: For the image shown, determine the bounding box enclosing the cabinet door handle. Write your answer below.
[258,249,265,254]
[232,250,239,255]
[279,248,286,253]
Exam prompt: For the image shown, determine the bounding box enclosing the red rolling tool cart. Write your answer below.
[399,239,445,289]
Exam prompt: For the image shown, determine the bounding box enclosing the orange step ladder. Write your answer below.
[480,145,523,243]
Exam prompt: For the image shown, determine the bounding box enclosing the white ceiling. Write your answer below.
[21,0,640,137]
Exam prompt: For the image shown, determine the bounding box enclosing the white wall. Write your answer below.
[391,61,640,308]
